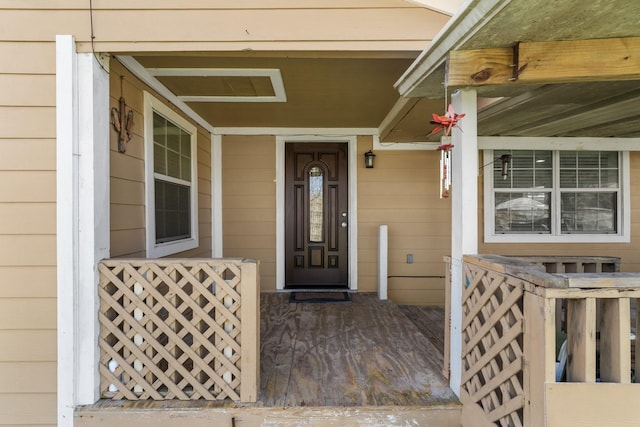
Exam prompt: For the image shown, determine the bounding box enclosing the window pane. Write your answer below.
[153,113,166,146]
[577,170,600,188]
[561,192,616,233]
[153,143,166,175]
[309,166,323,243]
[560,151,618,189]
[495,192,551,233]
[495,150,552,189]
[167,150,180,178]
[600,151,618,169]
[155,179,191,243]
[601,169,619,188]
[166,122,181,152]
[180,157,191,181]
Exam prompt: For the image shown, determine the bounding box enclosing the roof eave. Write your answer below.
[395,0,513,98]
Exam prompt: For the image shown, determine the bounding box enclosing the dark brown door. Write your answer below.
[285,143,348,288]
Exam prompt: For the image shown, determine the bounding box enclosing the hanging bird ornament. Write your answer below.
[430,103,465,137]
[431,104,465,199]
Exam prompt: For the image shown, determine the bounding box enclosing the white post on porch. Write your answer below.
[449,89,478,397]
[57,36,110,427]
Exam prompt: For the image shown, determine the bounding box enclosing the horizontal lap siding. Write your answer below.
[0,2,447,53]
[109,59,212,259]
[0,37,57,426]
[357,136,451,306]
[222,135,276,291]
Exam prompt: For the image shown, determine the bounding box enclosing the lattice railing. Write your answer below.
[98,258,259,402]
[462,261,525,427]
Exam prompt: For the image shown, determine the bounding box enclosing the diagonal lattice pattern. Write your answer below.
[98,259,244,400]
[462,262,525,427]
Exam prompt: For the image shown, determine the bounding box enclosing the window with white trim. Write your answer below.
[484,149,629,243]
[144,92,199,257]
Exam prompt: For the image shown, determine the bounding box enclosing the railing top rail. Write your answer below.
[100,258,258,267]
[463,254,640,290]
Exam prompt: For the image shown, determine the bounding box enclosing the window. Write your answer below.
[144,92,198,257]
[484,149,629,243]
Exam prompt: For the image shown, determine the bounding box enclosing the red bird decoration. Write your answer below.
[430,104,465,136]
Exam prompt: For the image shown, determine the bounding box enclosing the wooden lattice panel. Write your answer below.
[462,262,525,427]
[98,259,245,400]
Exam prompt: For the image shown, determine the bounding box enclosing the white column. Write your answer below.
[377,224,388,300]
[449,89,478,396]
[211,134,223,258]
[57,36,110,427]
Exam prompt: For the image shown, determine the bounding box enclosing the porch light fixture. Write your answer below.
[110,76,134,153]
[364,150,376,168]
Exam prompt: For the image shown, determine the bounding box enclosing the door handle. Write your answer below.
[341,221,348,228]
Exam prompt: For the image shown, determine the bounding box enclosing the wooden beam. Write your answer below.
[447,37,640,87]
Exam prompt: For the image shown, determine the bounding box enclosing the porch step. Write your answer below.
[76,401,462,427]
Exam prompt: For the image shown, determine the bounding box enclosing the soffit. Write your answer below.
[131,53,417,129]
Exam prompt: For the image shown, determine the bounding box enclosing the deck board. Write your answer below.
[260,292,456,407]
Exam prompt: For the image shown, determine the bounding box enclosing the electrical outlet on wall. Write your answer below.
[407,254,413,264]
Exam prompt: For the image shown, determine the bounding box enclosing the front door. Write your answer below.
[285,143,349,289]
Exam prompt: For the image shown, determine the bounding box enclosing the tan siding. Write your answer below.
[222,135,276,291]
[0,299,56,330]
[357,136,451,305]
[0,2,447,53]
[0,42,55,74]
[0,74,55,106]
[0,393,56,425]
[0,203,55,235]
[109,59,212,258]
[0,331,56,362]
[0,362,56,393]
[0,267,56,298]
[0,139,55,171]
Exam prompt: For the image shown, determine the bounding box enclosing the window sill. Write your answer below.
[147,237,199,258]
[484,234,630,244]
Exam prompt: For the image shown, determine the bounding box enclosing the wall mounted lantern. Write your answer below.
[364,150,376,168]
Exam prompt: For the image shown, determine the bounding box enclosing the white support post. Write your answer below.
[378,225,388,300]
[211,134,223,258]
[449,89,478,397]
[57,36,110,427]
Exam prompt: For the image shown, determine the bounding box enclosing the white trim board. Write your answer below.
[57,37,111,427]
[478,136,640,151]
[275,135,358,291]
[147,68,287,103]
[116,56,215,133]
[214,127,378,136]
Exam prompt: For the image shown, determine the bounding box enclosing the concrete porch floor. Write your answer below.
[76,292,460,426]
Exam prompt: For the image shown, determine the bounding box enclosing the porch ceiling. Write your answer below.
[121,0,640,143]
[391,0,640,142]
[127,52,419,130]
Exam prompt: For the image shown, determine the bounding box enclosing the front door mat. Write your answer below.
[289,292,351,304]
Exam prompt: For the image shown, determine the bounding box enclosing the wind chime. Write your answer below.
[430,103,465,199]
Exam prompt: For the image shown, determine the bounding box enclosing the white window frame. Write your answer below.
[144,91,199,257]
[483,148,630,243]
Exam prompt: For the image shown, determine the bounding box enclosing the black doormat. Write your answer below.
[289,292,351,304]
